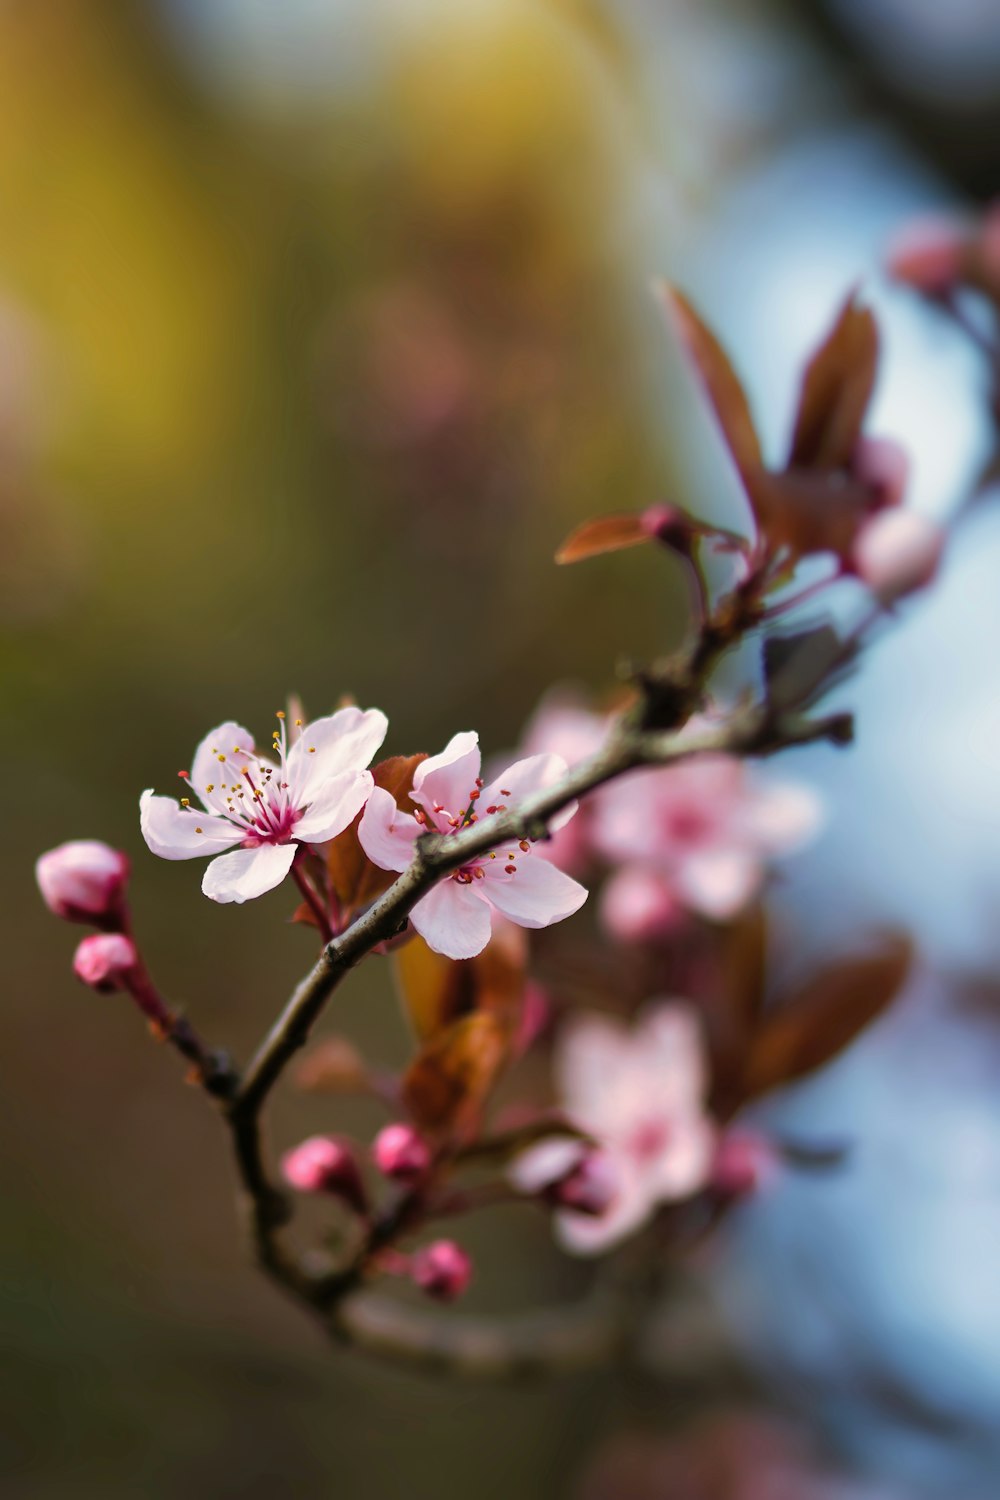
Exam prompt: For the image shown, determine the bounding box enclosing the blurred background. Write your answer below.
[5,1,1000,1495]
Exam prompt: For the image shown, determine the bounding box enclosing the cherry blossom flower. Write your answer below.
[358,730,587,960]
[852,508,944,601]
[594,750,821,932]
[512,1003,716,1254]
[140,706,387,904]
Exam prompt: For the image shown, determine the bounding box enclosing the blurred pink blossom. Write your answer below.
[359,730,587,959]
[281,1136,368,1214]
[594,751,822,932]
[513,1002,715,1255]
[140,707,387,904]
[886,216,966,295]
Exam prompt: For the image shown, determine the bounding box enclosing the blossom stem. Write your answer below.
[291,855,334,943]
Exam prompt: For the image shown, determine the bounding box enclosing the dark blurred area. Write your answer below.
[4,2,1000,1496]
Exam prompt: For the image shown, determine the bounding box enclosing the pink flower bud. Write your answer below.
[886,218,965,295]
[36,840,130,924]
[508,1137,619,1217]
[410,1240,472,1302]
[712,1130,779,1197]
[72,932,139,993]
[852,509,945,601]
[372,1123,432,1182]
[853,435,910,510]
[281,1136,369,1215]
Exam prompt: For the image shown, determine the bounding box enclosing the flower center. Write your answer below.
[183,711,305,845]
[626,1118,672,1164]
[412,781,532,882]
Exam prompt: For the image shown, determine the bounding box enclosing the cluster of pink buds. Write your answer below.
[36,840,136,996]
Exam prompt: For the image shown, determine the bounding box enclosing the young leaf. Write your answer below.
[393,924,527,1043]
[401,1012,509,1138]
[656,281,764,483]
[555,512,651,565]
[789,295,878,471]
[324,753,427,924]
[740,933,912,1103]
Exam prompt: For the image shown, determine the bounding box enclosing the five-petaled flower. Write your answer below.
[594,745,821,935]
[358,730,587,960]
[511,1002,716,1254]
[140,707,387,903]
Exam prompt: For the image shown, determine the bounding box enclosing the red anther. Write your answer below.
[500,789,511,797]
[519,840,529,853]
[504,863,517,874]
[469,789,480,800]
[486,805,498,815]
[177,770,190,779]
[475,778,484,787]
[495,804,507,812]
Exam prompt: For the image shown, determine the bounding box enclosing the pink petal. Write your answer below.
[646,1117,716,1202]
[190,721,255,809]
[636,1003,708,1105]
[409,878,493,959]
[677,848,761,919]
[411,731,481,819]
[480,752,576,832]
[739,779,823,853]
[554,1160,652,1256]
[358,786,420,873]
[286,707,388,800]
[294,768,373,843]
[599,864,683,943]
[482,853,587,930]
[556,1013,634,1130]
[201,841,298,903]
[139,789,242,860]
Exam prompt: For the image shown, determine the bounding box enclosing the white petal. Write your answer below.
[411,731,481,818]
[293,769,373,843]
[139,789,242,860]
[286,707,387,802]
[190,722,256,810]
[646,1118,717,1202]
[358,786,420,873]
[201,841,297,903]
[483,854,587,930]
[479,752,576,832]
[409,878,493,959]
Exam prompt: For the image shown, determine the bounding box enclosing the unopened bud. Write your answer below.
[886,217,965,295]
[280,1136,369,1215]
[410,1240,472,1302]
[509,1137,618,1218]
[554,1151,619,1217]
[372,1123,431,1182]
[36,840,130,924]
[852,509,944,601]
[72,932,139,994]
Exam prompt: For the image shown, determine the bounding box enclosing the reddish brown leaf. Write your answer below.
[656,282,763,482]
[393,925,527,1043]
[753,469,878,561]
[740,933,912,1105]
[324,753,426,925]
[555,512,651,565]
[402,1012,509,1139]
[789,295,879,471]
